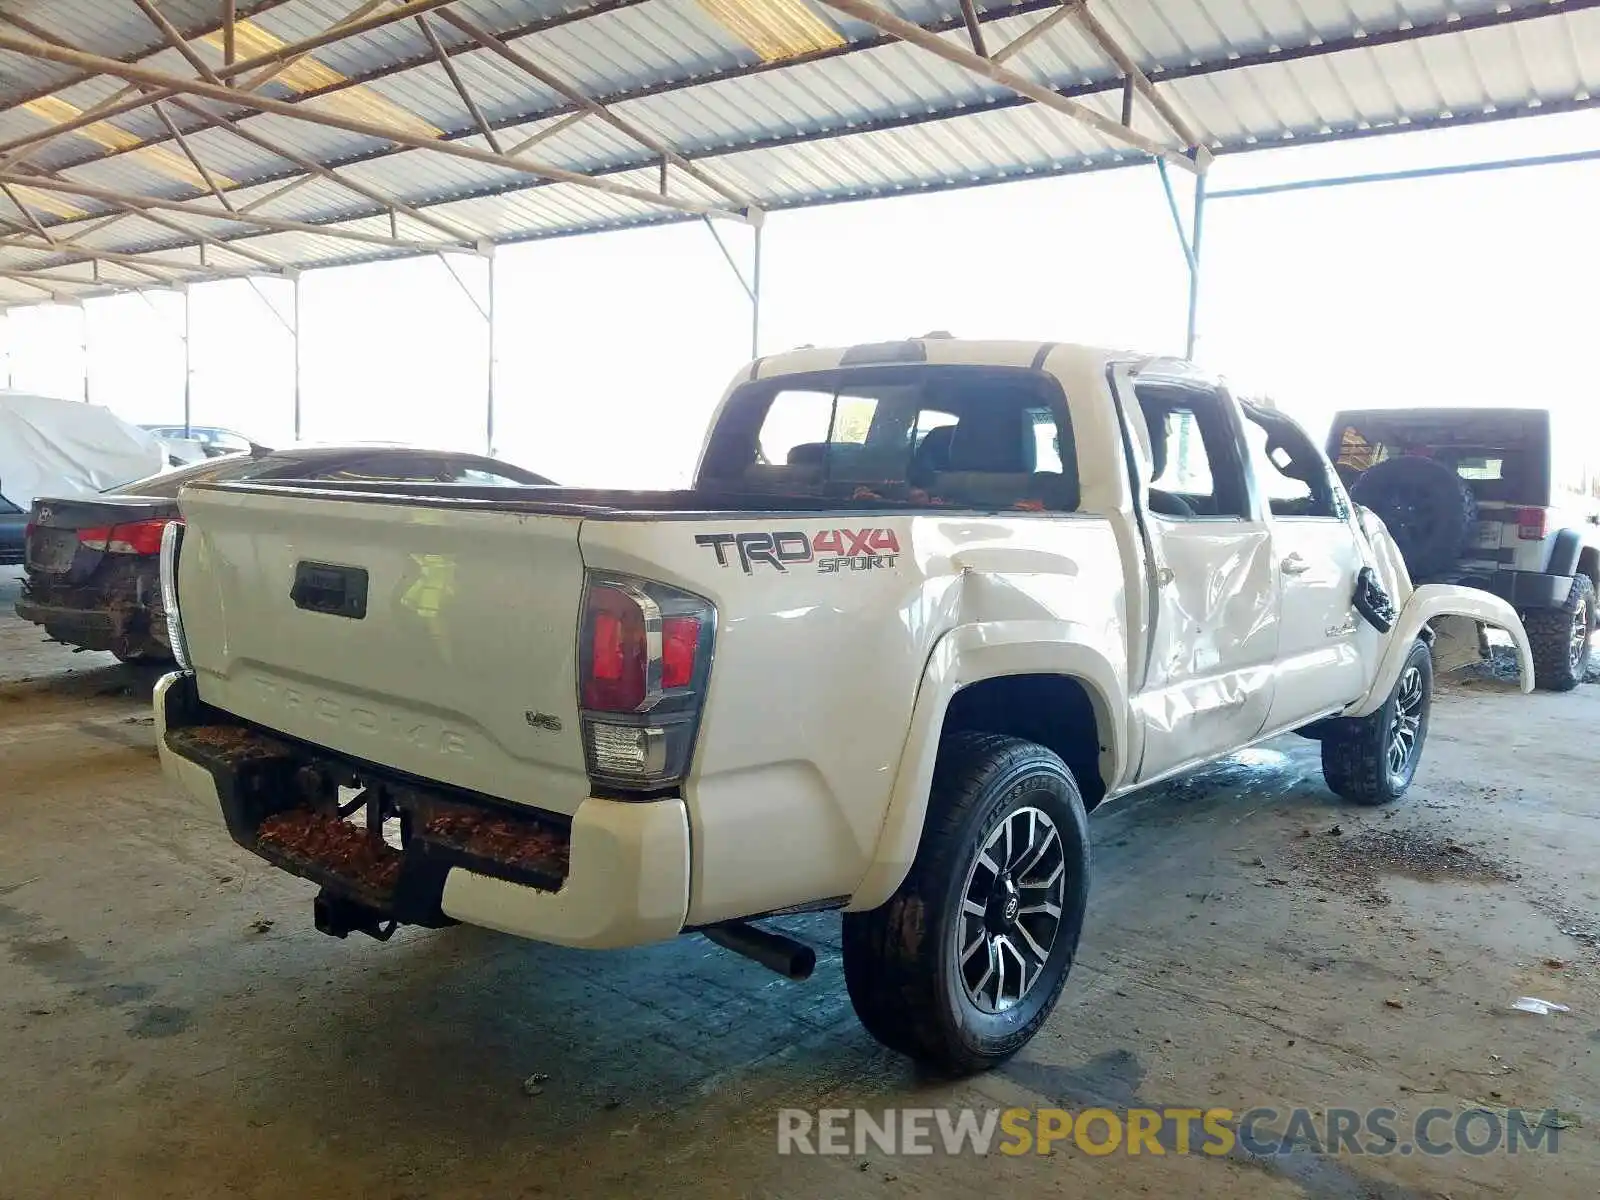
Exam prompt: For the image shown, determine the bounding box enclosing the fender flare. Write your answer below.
[1547,529,1583,578]
[844,622,1128,913]
[1347,583,1534,718]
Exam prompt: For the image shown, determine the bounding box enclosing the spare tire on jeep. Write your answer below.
[1350,456,1478,577]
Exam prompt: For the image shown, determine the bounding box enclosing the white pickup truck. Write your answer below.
[154,339,1533,1074]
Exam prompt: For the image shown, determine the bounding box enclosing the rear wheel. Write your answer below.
[842,733,1091,1075]
[1321,639,1433,805]
[1525,574,1595,692]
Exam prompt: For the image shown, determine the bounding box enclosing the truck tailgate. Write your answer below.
[176,484,592,815]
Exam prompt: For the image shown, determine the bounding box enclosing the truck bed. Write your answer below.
[222,478,949,518]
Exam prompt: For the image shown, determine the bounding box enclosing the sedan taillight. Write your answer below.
[577,573,715,791]
[79,518,173,555]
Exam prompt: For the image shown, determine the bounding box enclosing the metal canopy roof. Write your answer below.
[0,0,1594,304]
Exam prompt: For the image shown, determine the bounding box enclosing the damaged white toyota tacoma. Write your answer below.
[154,339,1532,1073]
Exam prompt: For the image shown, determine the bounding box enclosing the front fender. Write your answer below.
[845,622,1127,913]
[1348,584,1534,718]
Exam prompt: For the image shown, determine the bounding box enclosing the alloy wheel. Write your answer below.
[1386,665,1425,782]
[954,805,1066,1014]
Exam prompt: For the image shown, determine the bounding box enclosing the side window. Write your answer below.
[1152,409,1213,497]
[913,408,957,447]
[1027,407,1064,474]
[449,465,535,486]
[1135,387,1247,519]
[320,455,448,482]
[756,390,879,466]
[1242,407,1341,518]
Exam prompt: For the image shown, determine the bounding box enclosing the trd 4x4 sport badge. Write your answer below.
[695,528,901,575]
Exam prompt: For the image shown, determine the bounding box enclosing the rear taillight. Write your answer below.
[661,616,701,689]
[1517,507,1547,541]
[577,574,715,791]
[79,518,172,555]
[158,520,191,671]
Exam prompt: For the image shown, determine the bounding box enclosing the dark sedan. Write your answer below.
[0,495,25,565]
[15,445,553,662]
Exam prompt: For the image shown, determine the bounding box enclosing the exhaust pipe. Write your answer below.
[704,921,816,981]
[313,889,397,942]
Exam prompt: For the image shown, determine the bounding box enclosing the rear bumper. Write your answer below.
[13,594,171,657]
[1480,570,1574,610]
[153,672,690,949]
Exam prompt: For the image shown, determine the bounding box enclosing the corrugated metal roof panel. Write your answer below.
[0,0,1596,299]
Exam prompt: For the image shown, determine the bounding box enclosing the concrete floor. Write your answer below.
[2,562,1598,1199]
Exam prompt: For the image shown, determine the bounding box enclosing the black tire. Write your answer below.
[1320,639,1433,805]
[1525,574,1595,692]
[841,733,1091,1075]
[1350,456,1478,577]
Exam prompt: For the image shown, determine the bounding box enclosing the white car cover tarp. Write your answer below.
[0,391,165,509]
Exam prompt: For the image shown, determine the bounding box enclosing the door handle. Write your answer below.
[1280,553,1310,576]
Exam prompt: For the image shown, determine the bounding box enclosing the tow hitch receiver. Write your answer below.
[314,889,397,941]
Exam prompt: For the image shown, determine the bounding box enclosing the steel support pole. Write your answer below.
[80,302,89,401]
[1157,158,1207,360]
[1186,171,1207,361]
[292,272,302,443]
[750,223,763,360]
[182,284,192,436]
[486,251,496,457]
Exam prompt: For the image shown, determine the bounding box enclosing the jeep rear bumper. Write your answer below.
[1481,570,1574,610]
[154,672,690,949]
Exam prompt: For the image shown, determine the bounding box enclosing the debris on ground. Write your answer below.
[522,1072,550,1096]
[247,917,273,934]
[1454,643,1600,687]
[1291,825,1516,896]
[1544,958,1568,969]
[1511,997,1571,1016]
[1385,998,1405,1010]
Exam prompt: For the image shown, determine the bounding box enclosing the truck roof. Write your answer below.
[749,337,1159,382]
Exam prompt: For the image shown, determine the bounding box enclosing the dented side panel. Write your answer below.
[1131,517,1281,783]
[582,512,1129,926]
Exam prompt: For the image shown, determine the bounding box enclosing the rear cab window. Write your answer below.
[700,365,1078,512]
